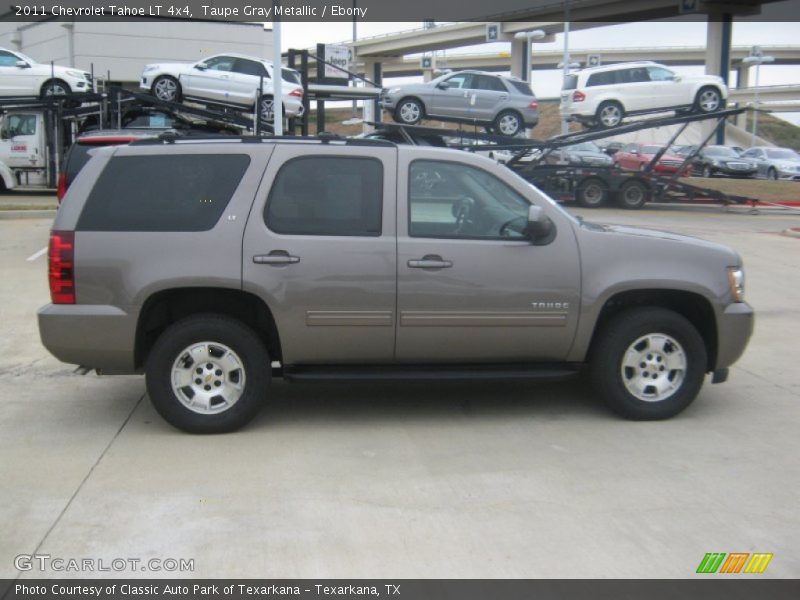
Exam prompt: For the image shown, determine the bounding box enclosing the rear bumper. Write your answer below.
[38,304,138,374]
[715,302,754,370]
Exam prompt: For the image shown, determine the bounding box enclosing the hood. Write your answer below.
[583,222,739,262]
[52,64,90,77]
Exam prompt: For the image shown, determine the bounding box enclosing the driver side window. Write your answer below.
[408,160,530,240]
[204,56,235,72]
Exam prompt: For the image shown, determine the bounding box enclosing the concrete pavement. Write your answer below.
[0,205,798,579]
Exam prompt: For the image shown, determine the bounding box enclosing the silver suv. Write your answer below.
[39,136,753,433]
[381,71,539,136]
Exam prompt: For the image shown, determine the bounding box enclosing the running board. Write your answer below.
[282,364,581,383]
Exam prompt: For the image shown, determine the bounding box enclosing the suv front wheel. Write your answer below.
[145,314,270,433]
[589,307,707,420]
[394,98,424,125]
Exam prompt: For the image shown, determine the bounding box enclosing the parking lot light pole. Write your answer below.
[513,30,546,84]
[561,0,572,135]
[742,54,774,147]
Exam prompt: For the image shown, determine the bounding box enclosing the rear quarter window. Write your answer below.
[508,80,534,96]
[77,154,250,232]
[563,74,578,91]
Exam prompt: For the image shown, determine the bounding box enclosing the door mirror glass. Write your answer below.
[436,81,449,90]
[526,205,555,244]
[195,62,208,71]
[15,60,30,69]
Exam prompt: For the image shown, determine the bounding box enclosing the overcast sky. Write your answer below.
[279,21,800,124]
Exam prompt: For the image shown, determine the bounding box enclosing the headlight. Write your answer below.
[143,65,159,73]
[388,88,402,94]
[65,70,84,78]
[727,267,745,302]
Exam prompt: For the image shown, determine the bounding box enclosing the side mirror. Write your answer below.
[0,129,8,140]
[671,75,682,82]
[195,62,208,71]
[526,205,555,244]
[15,60,30,69]
[436,82,450,90]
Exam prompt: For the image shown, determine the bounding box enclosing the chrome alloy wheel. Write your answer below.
[599,104,622,127]
[170,342,246,415]
[698,89,720,112]
[497,113,521,135]
[399,101,421,123]
[620,333,687,402]
[44,82,68,96]
[154,78,178,101]
[260,97,275,122]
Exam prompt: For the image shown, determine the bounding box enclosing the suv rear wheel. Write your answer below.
[589,307,707,420]
[695,86,722,114]
[493,110,524,137]
[595,101,624,128]
[145,314,269,433]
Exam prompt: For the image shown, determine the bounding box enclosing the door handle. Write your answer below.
[253,251,300,266]
[408,254,452,269]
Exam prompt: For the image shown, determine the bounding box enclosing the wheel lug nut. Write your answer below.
[204,385,211,391]
[195,378,201,384]
[195,368,202,374]
[206,363,213,369]
[215,381,221,387]
[215,369,222,376]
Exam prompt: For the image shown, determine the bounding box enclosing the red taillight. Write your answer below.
[528,100,539,109]
[572,90,586,102]
[289,88,303,97]
[56,172,67,203]
[48,230,75,304]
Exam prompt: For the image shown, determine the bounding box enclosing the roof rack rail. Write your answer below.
[128,133,396,147]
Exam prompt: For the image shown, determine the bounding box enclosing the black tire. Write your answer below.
[40,79,71,99]
[575,178,609,208]
[694,86,723,114]
[767,167,778,180]
[589,307,707,420]
[145,314,269,433]
[493,109,524,137]
[617,179,649,209]
[258,95,283,123]
[393,97,424,125]
[595,101,624,128]
[151,75,182,102]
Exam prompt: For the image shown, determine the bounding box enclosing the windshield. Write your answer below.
[14,51,36,64]
[765,148,799,160]
[567,142,601,153]
[705,146,739,157]
[641,145,665,155]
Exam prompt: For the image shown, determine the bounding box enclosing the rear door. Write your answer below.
[394,148,581,362]
[227,58,269,107]
[469,75,510,121]
[242,144,398,365]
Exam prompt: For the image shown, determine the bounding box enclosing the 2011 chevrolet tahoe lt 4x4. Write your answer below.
[38,136,754,433]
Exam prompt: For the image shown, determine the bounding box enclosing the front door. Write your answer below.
[430,72,473,118]
[182,55,236,104]
[242,144,398,365]
[0,113,41,168]
[395,149,581,362]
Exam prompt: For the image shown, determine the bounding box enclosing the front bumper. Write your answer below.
[38,304,138,374]
[715,301,754,370]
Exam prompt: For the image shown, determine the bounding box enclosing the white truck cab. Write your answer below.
[0,110,48,190]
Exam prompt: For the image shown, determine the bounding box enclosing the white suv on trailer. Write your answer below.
[560,61,728,128]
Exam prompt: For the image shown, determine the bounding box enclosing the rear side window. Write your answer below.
[474,75,506,92]
[508,80,534,96]
[586,71,615,87]
[562,74,578,90]
[77,154,250,232]
[265,156,383,237]
[63,144,94,184]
